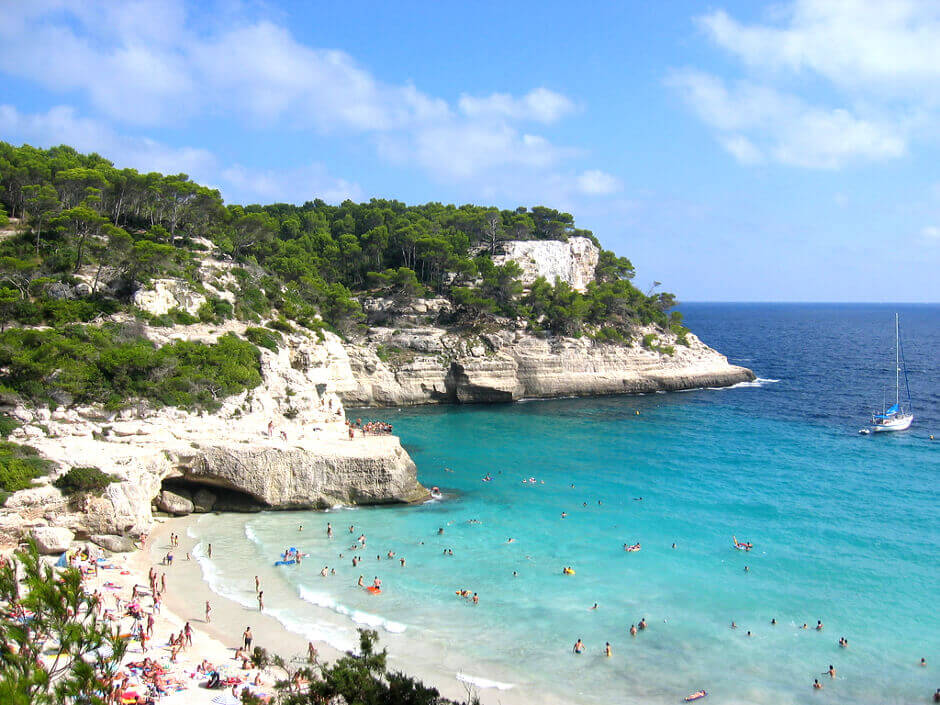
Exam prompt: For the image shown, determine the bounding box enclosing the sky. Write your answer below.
[0,0,938,303]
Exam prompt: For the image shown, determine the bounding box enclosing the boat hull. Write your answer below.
[871,414,913,432]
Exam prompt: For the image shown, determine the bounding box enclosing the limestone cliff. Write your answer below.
[491,236,599,292]
[332,309,754,406]
[0,320,425,550]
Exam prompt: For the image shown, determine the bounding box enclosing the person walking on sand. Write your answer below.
[243,627,253,651]
[255,575,260,593]
[205,600,212,623]
[184,621,193,647]
[308,641,317,663]
[208,544,212,559]
[258,591,264,611]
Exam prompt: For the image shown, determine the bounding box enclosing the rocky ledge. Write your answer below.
[331,299,754,406]
[0,321,425,553]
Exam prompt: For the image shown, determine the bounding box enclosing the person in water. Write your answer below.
[827,665,836,678]
[605,642,612,657]
[630,624,637,636]
[816,620,823,630]
[373,576,381,589]
[573,638,584,654]
[813,679,823,689]
[357,575,364,587]
[638,618,647,630]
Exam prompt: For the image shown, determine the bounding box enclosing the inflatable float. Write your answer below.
[562,567,575,575]
[365,586,381,594]
[274,559,297,566]
[684,690,707,701]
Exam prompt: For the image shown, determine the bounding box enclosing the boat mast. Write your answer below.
[895,312,900,408]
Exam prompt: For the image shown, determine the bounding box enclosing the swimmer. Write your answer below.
[298,525,303,532]
[771,618,776,625]
[512,571,517,578]
[920,657,926,666]
[357,575,364,587]
[731,621,737,629]
[472,593,479,604]
[638,618,647,630]
[816,620,823,631]
[573,638,584,654]
[561,512,568,518]
[813,679,822,690]
[827,665,835,678]
[801,624,808,630]
[629,624,637,636]
[438,528,444,535]
[400,557,406,567]
[507,538,515,543]
[744,565,749,572]
[672,543,677,549]
[746,630,752,637]
[591,602,598,610]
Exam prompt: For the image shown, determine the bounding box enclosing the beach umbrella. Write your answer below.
[210,694,241,705]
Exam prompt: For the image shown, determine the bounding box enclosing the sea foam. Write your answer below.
[298,586,407,634]
[455,672,515,690]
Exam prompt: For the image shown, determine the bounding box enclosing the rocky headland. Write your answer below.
[0,233,750,556]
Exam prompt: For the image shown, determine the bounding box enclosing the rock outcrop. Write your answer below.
[30,526,74,554]
[0,321,426,550]
[332,311,754,407]
[491,236,599,292]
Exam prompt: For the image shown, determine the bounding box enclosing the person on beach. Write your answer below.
[308,641,318,662]
[255,575,260,593]
[208,544,212,559]
[146,613,154,638]
[258,591,264,611]
[205,600,212,623]
[573,638,584,654]
[268,419,274,437]
[161,573,167,593]
[243,627,252,651]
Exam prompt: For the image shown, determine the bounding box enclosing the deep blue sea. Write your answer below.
[189,303,939,705]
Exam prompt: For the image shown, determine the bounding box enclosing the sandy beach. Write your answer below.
[126,513,543,705]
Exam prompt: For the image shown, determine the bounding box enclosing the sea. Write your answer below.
[188,303,939,705]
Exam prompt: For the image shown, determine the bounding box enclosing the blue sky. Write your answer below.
[1,0,938,302]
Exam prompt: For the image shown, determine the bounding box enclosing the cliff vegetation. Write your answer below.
[0,142,689,416]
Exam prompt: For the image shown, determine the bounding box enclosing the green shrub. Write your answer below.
[642,333,658,349]
[244,326,281,352]
[0,441,51,497]
[267,317,293,333]
[53,466,116,495]
[591,326,627,344]
[0,325,262,411]
[0,414,19,438]
[197,297,234,323]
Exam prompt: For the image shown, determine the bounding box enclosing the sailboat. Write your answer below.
[869,313,914,433]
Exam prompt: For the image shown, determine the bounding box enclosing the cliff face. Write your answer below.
[0,320,425,549]
[334,315,754,407]
[491,236,599,292]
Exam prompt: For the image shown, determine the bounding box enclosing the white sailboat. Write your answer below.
[869,313,913,433]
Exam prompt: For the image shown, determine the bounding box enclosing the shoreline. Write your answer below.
[136,513,554,705]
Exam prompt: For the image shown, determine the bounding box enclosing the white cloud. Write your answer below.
[698,2,940,95]
[0,104,217,179]
[0,1,623,209]
[577,170,622,196]
[719,135,764,164]
[922,225,940,240]
[221,164,363,205]
[672,1,938,169]
[458,88,576,124]
[669,69,906,168]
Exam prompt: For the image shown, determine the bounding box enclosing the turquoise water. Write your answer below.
[190,304,939,704]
